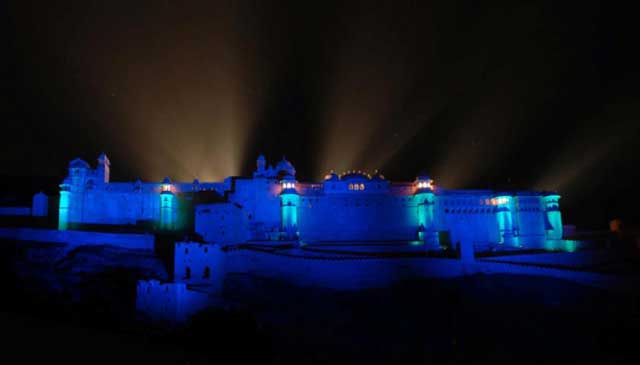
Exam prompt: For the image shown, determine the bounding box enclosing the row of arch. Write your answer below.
[445,208,496,214]
[444,207,543,214]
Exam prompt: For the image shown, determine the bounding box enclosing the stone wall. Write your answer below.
[135,280,211,323]
[195,203,249,244]
[0,207,31,216]
[0,227,154,250]
[221,247,634,291]
[174,241,225,289]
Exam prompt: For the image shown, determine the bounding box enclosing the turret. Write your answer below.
[160,177,177,230]
[275,156,296,177]
[257,155,266,174]
[414,176,438,247]
[58,178,71,230]
[280,174,299,240]
[32,192,48,217]
[543,193,563,240]
[59,158,90,230]
[494,194,518,246]
[96,153,111,183]
[68,158,90,191]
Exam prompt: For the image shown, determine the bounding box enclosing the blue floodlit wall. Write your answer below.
[296,193,419,241]
[57,154,562,249]
[223,177,282,240]
[515,195,546,246]
[0,207,31,216]
[194,203,249,244]
[31,192,48,217]
[57,155,226,230]
[136,280,211,324]
[438,192,498,247]
[0,227,155,250]
[173,241,225,290]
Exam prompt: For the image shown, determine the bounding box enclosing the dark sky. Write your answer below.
[4,0,639,228]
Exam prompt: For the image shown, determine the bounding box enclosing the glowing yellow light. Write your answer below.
[348,183,366,191]
[491,197,510,205]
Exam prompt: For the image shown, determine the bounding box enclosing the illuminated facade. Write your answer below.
[58,154,563,248]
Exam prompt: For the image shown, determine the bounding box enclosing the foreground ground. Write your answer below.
[1,241,639,364]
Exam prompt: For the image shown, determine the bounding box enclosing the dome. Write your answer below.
[69,158,90,169]
[324,170,339,181]
[275,157,296,176]
[162,176,172,184]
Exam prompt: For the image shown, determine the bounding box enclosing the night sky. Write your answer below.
[4,1,639,228]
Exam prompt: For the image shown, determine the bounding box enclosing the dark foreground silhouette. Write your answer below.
[1,240,639,364]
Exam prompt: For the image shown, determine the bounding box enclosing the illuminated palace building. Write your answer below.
[58,154,563,249]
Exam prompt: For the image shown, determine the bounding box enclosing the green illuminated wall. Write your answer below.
[58,190,70,230]
[281,192,300,240]
[495,195,518,246]
[415,191,436,242]
[416,193,430,227]
[544,194,563,240]
[160,191,177,230]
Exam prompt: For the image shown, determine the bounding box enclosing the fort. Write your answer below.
[56,153,564,249]
[3,153,593,324]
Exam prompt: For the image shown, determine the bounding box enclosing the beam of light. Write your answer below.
[427,50,576,189]
[316,60,410,176]
[429,89,518,188]
[313,2,530,182]
[65,2,268,182]
[534,100,638,193]
[314,3,437,180]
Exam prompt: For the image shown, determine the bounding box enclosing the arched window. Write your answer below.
[203,266,210,279]
[185,267,191,279]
